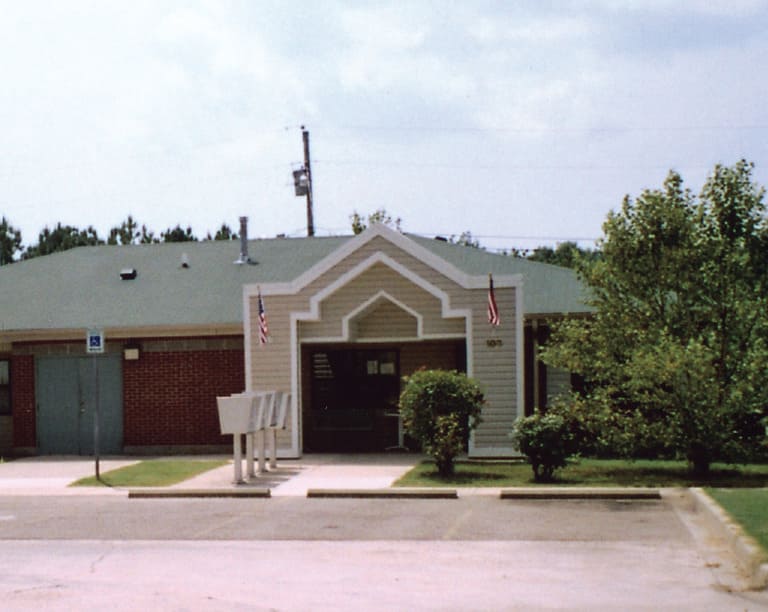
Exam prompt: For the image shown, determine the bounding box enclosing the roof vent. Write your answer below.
[120,268,138,280]
[180,253,190,269]
[235,216,250,264]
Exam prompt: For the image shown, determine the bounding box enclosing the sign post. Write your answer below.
[86,329,104,481]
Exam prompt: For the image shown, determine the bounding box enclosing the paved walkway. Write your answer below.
[0,454,424,496]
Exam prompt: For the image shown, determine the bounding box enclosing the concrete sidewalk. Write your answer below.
[0,454,423,497]
[176,453,424,496]
[0,456,140,496]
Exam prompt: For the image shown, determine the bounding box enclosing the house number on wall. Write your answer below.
[486,338,503,348]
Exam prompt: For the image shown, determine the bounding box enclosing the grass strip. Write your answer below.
[706,488,768,558]
[395,458,768,488]
[71,459,228,488]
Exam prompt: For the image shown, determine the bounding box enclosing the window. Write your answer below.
[0,360,9,415]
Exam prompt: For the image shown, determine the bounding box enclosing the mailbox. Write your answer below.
[231,392,270,432]
[216,396,253,434]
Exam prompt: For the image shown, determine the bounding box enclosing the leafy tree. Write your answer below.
[161,225,198,242]
[542,161,768,475]
[108,215,141,245]
[0,216,23,265]
[449,231,483,249]
[207,223,238,241]
[350,208,402,235]
[528,241,600,269]
[139,225,159,244]
[496,247,531,258]
[398,369,484,477]
[23,223,103,259]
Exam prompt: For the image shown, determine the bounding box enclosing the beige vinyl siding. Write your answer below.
[299,262,464,341]
[248,293,294,392]
[461,286,518,450]
[354,300,418,340]
[299,237,461,308]
[247,293,298,454]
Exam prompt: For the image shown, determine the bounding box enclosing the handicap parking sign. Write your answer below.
[87,329,105,354]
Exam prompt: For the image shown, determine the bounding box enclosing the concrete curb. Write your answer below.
[500,487,661,500]
[128,488,271,499]
[307,488,458,499]
[686,487,768,590]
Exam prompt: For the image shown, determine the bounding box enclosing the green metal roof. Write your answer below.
[0,233,589,333]
[412,235,591,316]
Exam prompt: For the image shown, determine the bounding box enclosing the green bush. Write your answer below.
[398,369,484,477]
[512,412,576,482]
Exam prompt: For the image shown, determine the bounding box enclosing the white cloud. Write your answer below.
[584,0,768,16]
[340,6,428,49]
[468,15,593,45]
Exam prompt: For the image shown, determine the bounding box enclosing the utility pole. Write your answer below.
[291,126,315,237]
[302,126,315,237]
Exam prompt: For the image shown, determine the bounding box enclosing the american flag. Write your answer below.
[258,291,269,345]
[488,274,500,326]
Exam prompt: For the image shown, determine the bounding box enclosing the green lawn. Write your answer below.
[394,458,768,488]
[71,459,228,487]
[706,488,768,557]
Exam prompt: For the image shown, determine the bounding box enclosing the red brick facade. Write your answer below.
[123,348,245,447]
[11,354,36,449]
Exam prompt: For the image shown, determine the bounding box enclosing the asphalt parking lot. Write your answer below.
[1,456,767,610]
[1,493,768,611]
[0,495,686,541]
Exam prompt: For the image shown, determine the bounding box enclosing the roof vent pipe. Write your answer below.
[236,216,249,264]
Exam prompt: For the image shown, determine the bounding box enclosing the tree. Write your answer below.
[350,209,402,235]
[161,225,198,242]
[23,223,103,259]
[108,215,141,245]
[449,231,483,249]
[207,223,238,241]
[542,161,768,475]
[139,225,159,244]
[398,369,484,477]
[0,216,23,265]
[528,241,601,269]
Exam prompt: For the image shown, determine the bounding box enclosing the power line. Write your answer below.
[314,159,718,171]
[316,123,768,134]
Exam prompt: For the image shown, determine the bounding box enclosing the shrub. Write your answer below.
[512,412,576,482]
[398,369,484,477]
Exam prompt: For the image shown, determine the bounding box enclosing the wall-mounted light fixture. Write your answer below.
[124,347,140,361]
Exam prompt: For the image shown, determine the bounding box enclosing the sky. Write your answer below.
[1,1,767,253]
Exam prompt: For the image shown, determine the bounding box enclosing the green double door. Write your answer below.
[36,355,123,455]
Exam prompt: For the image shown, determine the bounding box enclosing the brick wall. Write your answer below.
[11,354,35,449]
[123,348,245,446]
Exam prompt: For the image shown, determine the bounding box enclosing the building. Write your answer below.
[0,223,589,457]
